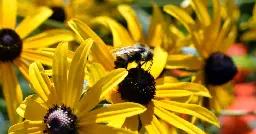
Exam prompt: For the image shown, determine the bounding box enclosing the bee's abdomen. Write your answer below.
[114,56,128,69]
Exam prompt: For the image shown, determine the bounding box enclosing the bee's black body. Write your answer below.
[112,44,153,69]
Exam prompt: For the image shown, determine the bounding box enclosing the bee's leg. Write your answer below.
[140,61,148,67]
[148,60,153,72]
[137,61,142,68]
[137,61,146,68]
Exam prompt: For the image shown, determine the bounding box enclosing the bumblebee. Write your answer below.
[112,44,153,69]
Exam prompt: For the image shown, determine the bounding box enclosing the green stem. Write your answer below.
[43,19,67,29]
[220,110,256,116]
[232,56,256,71]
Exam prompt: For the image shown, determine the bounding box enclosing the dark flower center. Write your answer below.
[118,68,156,105]
[204,52,237,85]
[50,6,66,22]
[0,29,22,62]
[43,105,77,134]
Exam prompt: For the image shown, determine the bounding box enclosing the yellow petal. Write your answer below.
[8,120,45,134]
[241,30,256,41]
[17,0,37,17]
[165,54,203,70]
[140,107,166,134]
[15,7,53,39]
[1,63,23,124]
[201,3,222,55]
[210,0,221,41]
[154,106,206,134]
[219,25,237,53]
[191,71,205,84]
[78,124,137,134]
[52,0,63,5]
[29,61,56,106]
[122,116,139,132]
[92,16,134,47]
[118,4,144,43]
[41,69,53,76]
[0,0,17,29]
[209,83,233,113]
[253,3,256,17]
[108,117,126,128]
[37,48,73,65]
[87,63,107,87]
[23,29,74,49]
[68,19,115,71]
[191,32,205,58]
[76,69,128,115]
[147,3,164,47]
[107,90,124,104]
[14,58,30,82]
[152,47,168,79]
[222,0,240,22]
[153,99,219,127]
[191,0,211,27]
[52,42,68,105]
[39,47,74,58]
[163,5,196,33]
[79,102,146,126]
[160,120,178,134]
[16,94,47,121]
[155,76,179,85]
[21,49,53,66]
[213,19,232,53]
[155,82,211,98]
[66,39,93,108]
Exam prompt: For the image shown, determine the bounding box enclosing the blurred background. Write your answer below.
[2,0,256,133]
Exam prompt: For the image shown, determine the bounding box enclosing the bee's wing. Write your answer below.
[110,46,142,56]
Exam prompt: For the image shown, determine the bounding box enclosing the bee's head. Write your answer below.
[146,51,153,61]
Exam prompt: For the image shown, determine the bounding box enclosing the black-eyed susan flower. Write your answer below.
[163,0,238,112]
[68,19,220,134]
[8,39,146,134]
[0,0,74,124]
[79,4,192,78]
[18,0,133,23]
[91,4,190,54]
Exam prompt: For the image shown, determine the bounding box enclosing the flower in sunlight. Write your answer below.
[91,4,190,54]
[164,0,238,112]
[0,0,74,124]
[67,19,220,134]
[18,0,134,23]
[8,40,146,134]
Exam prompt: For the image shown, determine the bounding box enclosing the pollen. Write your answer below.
[118,68,156,105]
[204,52,238,85]
[43,105,77,134]
[0,29,22,62]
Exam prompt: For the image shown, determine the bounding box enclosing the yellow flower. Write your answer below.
[91,4,190,54]
[8,40,146,134]
[0,0,74,124]
[72,4,191,78]
[18,0,133,23]
[163,0,237,112]
[68,19,220,134]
